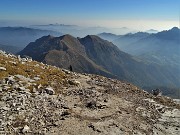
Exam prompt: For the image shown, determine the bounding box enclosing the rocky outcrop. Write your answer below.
[0,50,180,135]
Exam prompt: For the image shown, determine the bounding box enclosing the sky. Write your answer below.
[0,0,179,31]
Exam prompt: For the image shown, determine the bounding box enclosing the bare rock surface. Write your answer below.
[0,50,180,135]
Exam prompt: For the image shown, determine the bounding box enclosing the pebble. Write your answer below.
[0,67,6,71]
[45,87,55,95]
[22,125,30,133]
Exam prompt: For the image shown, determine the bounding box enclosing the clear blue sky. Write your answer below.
[0,0,179,30]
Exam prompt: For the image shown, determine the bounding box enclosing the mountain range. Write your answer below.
[112,27,180,66]
[31,24,134,37]
[18,34,180,98]
[97,29,158,42]
[99,28,180,72]
[113,32,150,47]
[0,27,62,52]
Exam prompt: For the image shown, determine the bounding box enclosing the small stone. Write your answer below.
[68,80,81,86]
[2,86,10,90]
[5,76,15,84]
[22,125,30,133]
[45,87,55,95]
[2,106,9,111]
[86,99,96,109]
[32,88,37,93]
[62,105,69,109]
[61,111,70,116]
[17,55,21,61]
[0,67,6,71]
[53,121,59,126]
[68,80,75,85]
[25,118,28,122]
[34,77,40,80]
[39,120,45,126]
[8,115,13,120]
[104,99,108,102]
[62,69,71,74]
[18,87,26,91]
[12,84,20,89]
[38,84,42,89]
[11,61,17,65]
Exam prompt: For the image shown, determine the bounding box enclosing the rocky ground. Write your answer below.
[0,50,180,135]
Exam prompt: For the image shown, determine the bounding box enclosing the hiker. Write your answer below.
[69,65,73,71]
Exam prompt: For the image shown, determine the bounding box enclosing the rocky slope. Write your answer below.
[0,50,180,135]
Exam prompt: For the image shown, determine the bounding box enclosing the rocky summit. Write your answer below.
[0,50,180,135]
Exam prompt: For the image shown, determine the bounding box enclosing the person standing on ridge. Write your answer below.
[69,65,73,71]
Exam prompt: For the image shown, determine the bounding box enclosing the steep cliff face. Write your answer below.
[0,50,180,135]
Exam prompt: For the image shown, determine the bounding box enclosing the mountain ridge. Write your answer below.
[19,34,113,78]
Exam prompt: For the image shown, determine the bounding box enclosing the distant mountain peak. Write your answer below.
[134,32,149,36]
[84,35,102,41]
[86,35,99,38]
[146,29,158,33]
[37,35,55,41]
[97,32,120,41]
[61,34,74,39]
[171,27,179,31]
[47,34,54,38]
[124,32,150,38]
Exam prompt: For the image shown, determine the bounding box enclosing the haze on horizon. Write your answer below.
[0,0,179,32]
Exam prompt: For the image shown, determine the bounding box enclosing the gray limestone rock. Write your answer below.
[22,125,30,133]
[45,87,55,95]
[0,67,6,71]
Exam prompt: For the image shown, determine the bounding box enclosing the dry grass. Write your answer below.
[0,54,67,93]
